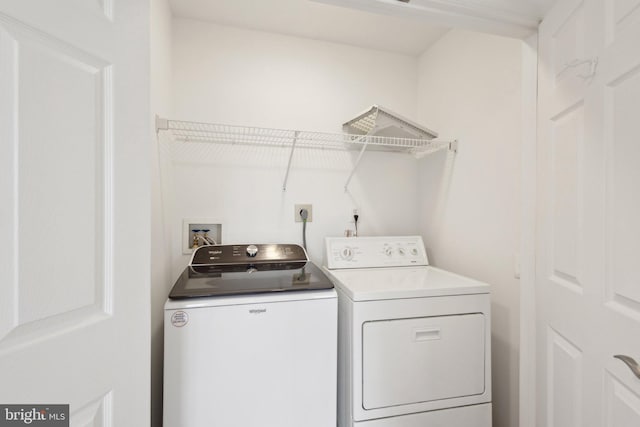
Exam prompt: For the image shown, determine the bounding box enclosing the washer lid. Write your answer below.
[323,266,489,301]
[169,261,333,300]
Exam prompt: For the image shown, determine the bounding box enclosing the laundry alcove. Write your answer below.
[150,3,530,427]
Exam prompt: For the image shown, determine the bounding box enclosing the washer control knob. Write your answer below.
[384,246,393,256]
[340,247,353,261]
[246,244,259,257]
[410,248,418,256]
[398,248,406,256]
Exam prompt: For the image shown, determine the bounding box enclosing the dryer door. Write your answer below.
[362,313,486,409]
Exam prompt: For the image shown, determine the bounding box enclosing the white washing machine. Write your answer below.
[324,236,492,427]
[164,243,337,427]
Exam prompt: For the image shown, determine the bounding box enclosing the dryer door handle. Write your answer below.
[414,327,441,342]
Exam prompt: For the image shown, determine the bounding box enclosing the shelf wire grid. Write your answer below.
[159,119,453,157]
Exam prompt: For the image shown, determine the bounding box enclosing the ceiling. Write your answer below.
[168,0,556,56]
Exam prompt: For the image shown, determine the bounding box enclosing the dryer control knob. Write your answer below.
[340,247,353,261]
[246,244,259,257]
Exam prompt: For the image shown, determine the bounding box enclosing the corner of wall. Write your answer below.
[150,0,174,426]
[518,32,538,427]
[414,28,526,427]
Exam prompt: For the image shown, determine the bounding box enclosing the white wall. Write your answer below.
[168,19,422,274]
[150,0,173,426]
[172,19,418,133]
[416,30,523,427]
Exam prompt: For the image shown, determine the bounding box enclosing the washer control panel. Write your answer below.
[325,236,428,269]
[191,243,307,266]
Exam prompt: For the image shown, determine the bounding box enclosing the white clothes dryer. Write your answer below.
[324,236,492,427]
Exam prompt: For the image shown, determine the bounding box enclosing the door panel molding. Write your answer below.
[604,370,640,426]
[605,0,640,43]
[0,20,19,344]
[70,391,113,427]
[0,15,114,347]
[549,102,585,294]
[96,0,114,21]
[547,327,583,427]
[604,63,640,320]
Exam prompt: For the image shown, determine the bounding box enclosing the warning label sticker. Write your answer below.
[171,311,189,327]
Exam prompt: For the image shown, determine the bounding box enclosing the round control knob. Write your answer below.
[246,244,258,257]
[398,248,406,256]
[410,248,418,256]
[384,246,393,256]
[340,247,353,261]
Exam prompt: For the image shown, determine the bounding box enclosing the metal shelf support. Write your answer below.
[282,131,299,192]
[344,131,374,192]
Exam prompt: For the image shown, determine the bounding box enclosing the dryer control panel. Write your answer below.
[325,236,429,269]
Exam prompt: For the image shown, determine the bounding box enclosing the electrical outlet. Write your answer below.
[347,208,361,225]
[294,204,313,222]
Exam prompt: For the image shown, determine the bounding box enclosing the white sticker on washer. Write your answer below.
[171,311,189,327]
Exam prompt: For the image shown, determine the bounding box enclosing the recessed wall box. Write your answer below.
[182,219,223,254]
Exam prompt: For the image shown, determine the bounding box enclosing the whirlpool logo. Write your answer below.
[0,405,68,426]
[249,308,266,314]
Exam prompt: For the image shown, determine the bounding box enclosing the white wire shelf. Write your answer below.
[343,104,439,140]
[156,117,457,191]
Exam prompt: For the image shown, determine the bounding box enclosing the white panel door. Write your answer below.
[0,1,149,425]
[537,0,640,425]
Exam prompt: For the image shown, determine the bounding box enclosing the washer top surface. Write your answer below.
[324,236,490,301]
[323,265,489,301]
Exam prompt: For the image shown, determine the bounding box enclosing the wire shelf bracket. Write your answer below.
[282,131,299,192]
[156,116,169,134]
